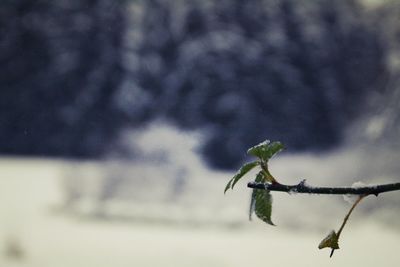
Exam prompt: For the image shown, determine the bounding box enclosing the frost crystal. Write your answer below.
[343,181,367,204]
[343,194,358,204]
[351,181,366,188]
[288,187,298,195]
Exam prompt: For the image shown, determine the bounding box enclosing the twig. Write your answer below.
[330,195,366,257]
[247,181,400,196]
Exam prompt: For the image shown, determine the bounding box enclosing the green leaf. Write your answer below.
[247,140,284,162]
[265,141,285,159]
[318,230,340,250]
[254,189,274,225]
[249,172,265,220]
[224,161,259,193]
[231,161,260,188]
[247,140,270,159]
[224,179,233,194]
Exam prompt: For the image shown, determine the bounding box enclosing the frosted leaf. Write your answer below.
[247,140,284,161]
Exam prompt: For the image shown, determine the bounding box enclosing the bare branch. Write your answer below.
[247,181,400,196]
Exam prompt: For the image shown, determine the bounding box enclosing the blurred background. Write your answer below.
[1,0,400,266]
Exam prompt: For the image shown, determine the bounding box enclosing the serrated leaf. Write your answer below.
[254,189,274,225]
[318,230,339,250]
[224,161,259,194]
[265,141,285,159]
[247,140,284,161]
[230,161,260,189]
[249,172,265,220]
[247,140,270,159]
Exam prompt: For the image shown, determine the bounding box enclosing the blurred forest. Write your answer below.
[1,0,399,169]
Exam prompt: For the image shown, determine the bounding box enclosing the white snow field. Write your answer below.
[1,124,399,267]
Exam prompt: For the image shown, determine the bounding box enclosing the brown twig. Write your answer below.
[329,195,367,257]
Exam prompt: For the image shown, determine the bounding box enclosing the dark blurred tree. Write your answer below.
[0,0,126,157]
[129,0,386,169]
[360,0,400,147]
[0,0,393,170]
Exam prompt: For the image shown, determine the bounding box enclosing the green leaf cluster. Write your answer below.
[225,140,284,225]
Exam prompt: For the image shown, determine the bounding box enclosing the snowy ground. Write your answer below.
[1,124,399,267]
